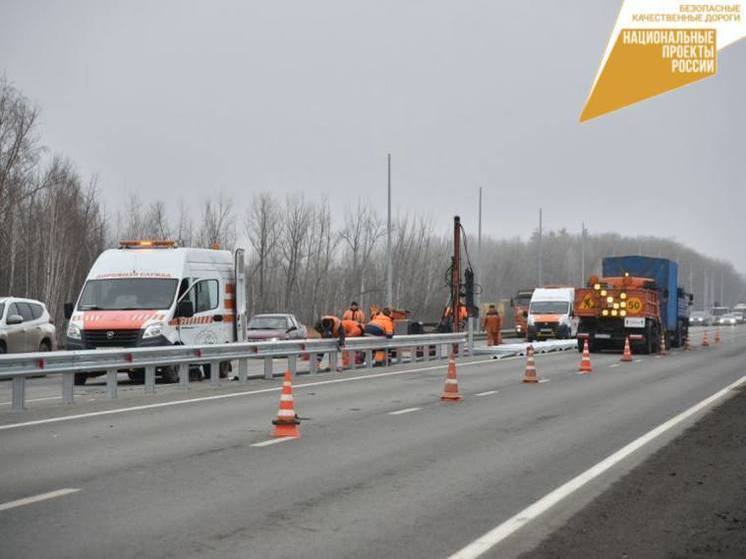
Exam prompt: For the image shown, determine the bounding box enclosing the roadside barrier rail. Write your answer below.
[0,333,466,411]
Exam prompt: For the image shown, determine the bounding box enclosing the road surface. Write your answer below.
[1,327,744,558]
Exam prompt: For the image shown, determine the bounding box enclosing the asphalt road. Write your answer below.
[1,327,744,559]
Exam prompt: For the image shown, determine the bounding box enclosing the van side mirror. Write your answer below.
[6,314,24,325]
[64,303,74,319]
[509,298,514,307]
[175,300,194,318]
[689,294,694,305]
[286,326,297,334]
[522,310,528,318]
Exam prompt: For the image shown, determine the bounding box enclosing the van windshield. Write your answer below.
[530,301,569,315]
[78,279,178,311]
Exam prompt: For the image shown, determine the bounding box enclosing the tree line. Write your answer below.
[2,77,745,338]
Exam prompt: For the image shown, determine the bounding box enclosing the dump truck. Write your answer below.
[575,256,692,353]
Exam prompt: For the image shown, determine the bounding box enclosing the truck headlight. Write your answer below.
[142,323,164,339]
[67,324,82,340]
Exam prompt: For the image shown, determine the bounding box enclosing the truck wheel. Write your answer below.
[74,373,87,386]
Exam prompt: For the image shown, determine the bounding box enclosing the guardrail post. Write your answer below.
[467,317,475,356]
[435,344,443,360]
[263,357,273,380]
[366,349,373,369]
[62,373,74,404]
[329,351,338,372]
[144,366,156,394]
[288,354,297,378]
[210,361,219,386]
[238,358,248,383]
[458,342,464,358]
[179,363,189,389]
[309,354,318,375]
[11,376,25,411]
[106,369,118,399]
[349,350,356,370]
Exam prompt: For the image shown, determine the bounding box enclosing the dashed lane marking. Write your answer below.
[0,489,80,512]
[250,437,296,447]
[388,407,422,416]
[447,375,746,559]
[474,390,498,396]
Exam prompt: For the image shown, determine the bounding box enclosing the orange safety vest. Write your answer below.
[368,314,394,336]
[342,308,365,322]
[320,315,343,337]
[341,319,364,337]
[483,312,502,332]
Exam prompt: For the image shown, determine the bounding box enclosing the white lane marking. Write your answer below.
[0,396,62,406]
[474,390,498,396]
[609,364,620,369]
[1,353,573,431]
[447,375,746,559]
[634,359,643,363]
[388,407,422,416]
[0,488,80,512]
[538,379,551,384]
[250,437,295,447]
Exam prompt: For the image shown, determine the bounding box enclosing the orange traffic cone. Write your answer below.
[702,330,710,347]
[620,336,633,362]
[578,339,592,374]
[715,328,721,345]
[659,333,668,356]
[271,371,300,438]
[441,352,462,402]
[522,345,539,383]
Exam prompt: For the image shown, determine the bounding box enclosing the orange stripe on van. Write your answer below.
[225,283,235,294]
[224,299,235,309]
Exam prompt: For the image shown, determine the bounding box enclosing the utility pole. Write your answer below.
[580,222,586,285]
[386,153,392,308]
[720,272,724,306]
[476,187,482,310]
[538,208,543,287]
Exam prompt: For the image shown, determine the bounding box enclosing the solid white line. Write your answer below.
[388,407,422,416]
[250,437,295,447]
[0,488,80,512]
[538,379,551,384]
[1,354,573,431]
[474,390,498,396]
[447,375,746,559]
[634,359,643,363]
[609,364,620,369]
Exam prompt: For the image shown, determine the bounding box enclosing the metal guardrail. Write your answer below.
[0,333,466,411]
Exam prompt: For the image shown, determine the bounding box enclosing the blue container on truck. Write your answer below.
[602,256,692,347]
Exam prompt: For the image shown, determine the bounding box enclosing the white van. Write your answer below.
[64,240,246,384]
[526,287,577,341]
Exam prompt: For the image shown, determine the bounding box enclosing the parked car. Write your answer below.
[717,313,740,326]
[246,314,307,342]
[0,297,57,355]
[688,311,712,326]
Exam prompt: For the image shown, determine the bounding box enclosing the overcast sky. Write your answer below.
[2,1,744,271]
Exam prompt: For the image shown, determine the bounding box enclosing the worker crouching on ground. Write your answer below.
[341,319,365,367]
[313,315,346,371]
[482,304,502,346]
[342,301,365,322]
[364,307,395,366]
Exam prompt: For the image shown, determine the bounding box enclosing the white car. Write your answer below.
[0,297,57,354]
[717,313,739,326]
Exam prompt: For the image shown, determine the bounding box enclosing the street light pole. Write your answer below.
[476,187,482,309]
[538,208,543,287]
[386,153,393,308]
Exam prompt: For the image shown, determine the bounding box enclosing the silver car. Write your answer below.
[0,297,57,354]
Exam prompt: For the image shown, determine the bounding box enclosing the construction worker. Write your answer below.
[482,304,503,346]
[340,319,365,367]
[364,307,395,366]
[313,315,345,370]
[342,301,365,322]
[442,302,469,330]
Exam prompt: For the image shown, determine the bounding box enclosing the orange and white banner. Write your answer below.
[581,1,746,121]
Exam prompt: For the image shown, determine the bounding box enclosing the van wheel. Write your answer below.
[160,366,179,383]
[74,373,87,386]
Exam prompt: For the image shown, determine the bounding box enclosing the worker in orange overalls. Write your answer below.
[482,304,502,346]
[342,301,365,323]
[364,307,395,366]
[313,315,345,370]
[443,302,468,330]
[340,319,365,367]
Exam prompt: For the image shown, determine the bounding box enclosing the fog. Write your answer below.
[1,0,744,271]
